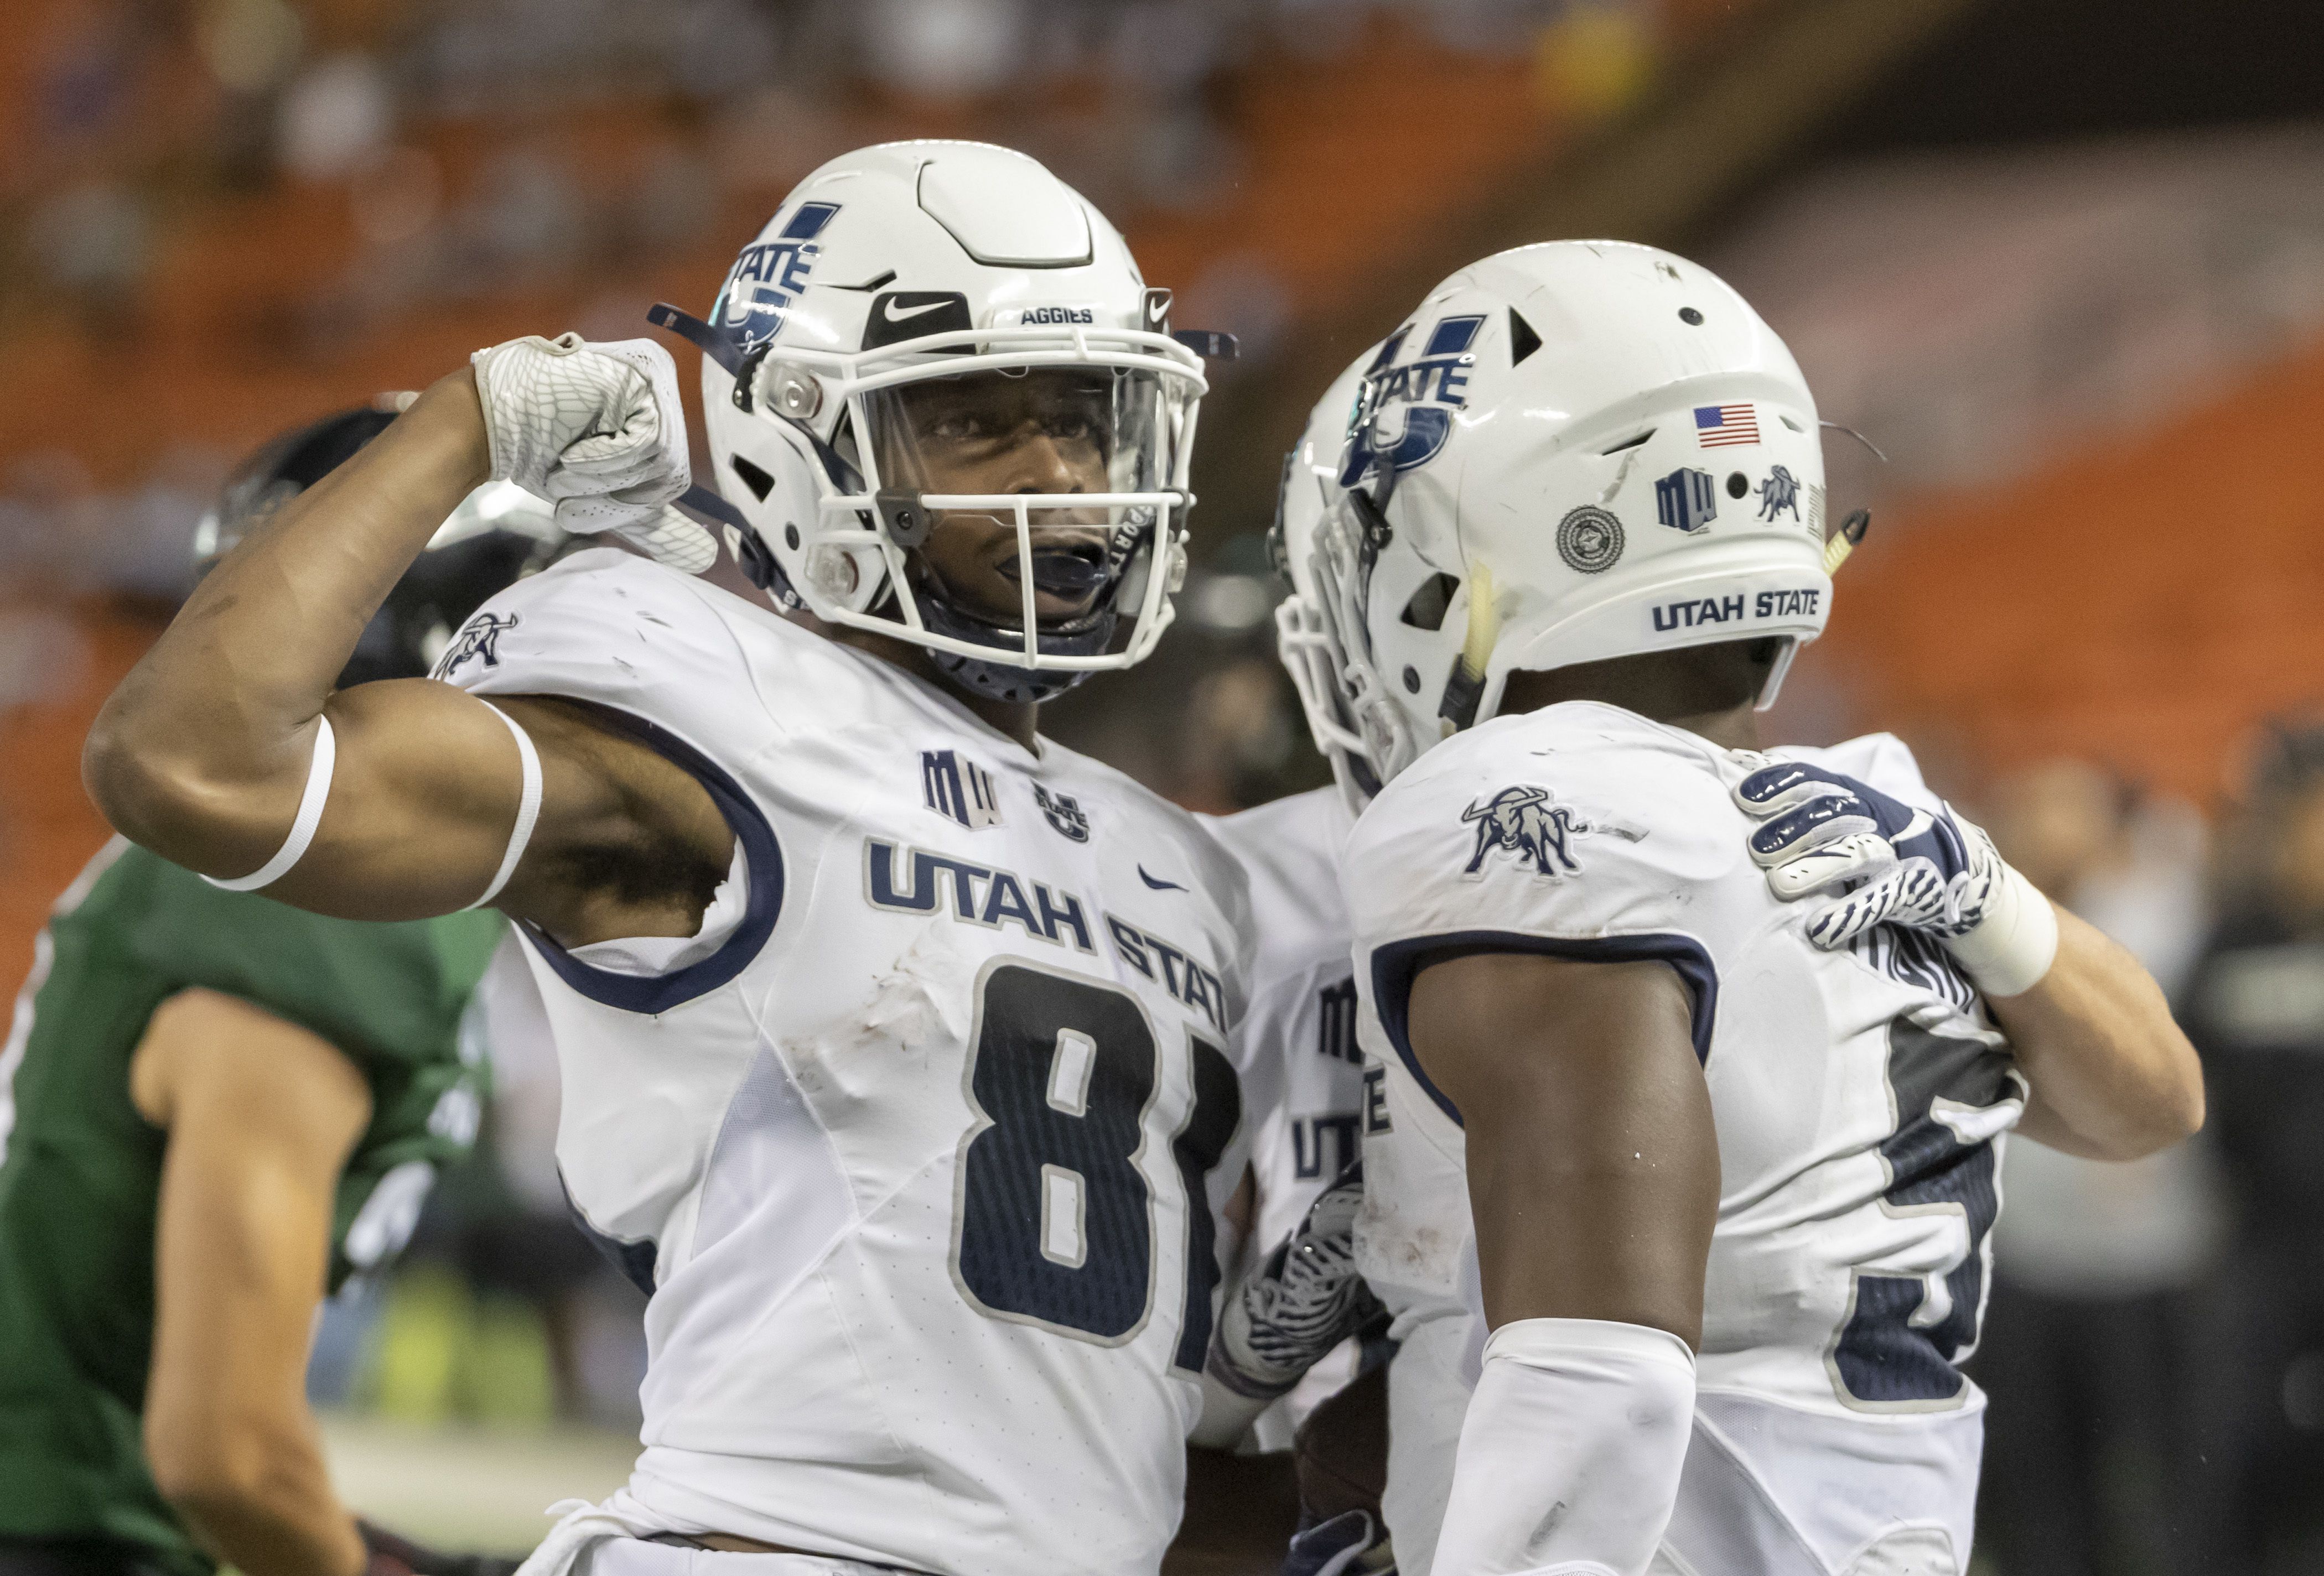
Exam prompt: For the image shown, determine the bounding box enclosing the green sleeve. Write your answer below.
[123,855,509,1283]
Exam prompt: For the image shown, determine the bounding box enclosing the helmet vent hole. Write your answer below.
[1679,306,1704,325]
[1399,573,1460,632]
[1726,471,1750,499]
[1507,309,1543,366]
[1599,429,1655,455]
[730,455,775,501]
[1402,665,1422,694]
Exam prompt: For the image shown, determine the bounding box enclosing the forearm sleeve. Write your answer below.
[1429,1318,1697,1576]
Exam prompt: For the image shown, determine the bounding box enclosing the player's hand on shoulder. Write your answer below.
[469,332,713,572]
[1734,760,2056,995]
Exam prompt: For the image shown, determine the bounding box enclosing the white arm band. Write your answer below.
[1946,862,2059,998]
[201,717,336,893]
[1430,1318,1697,1576]
[461,702,543,912]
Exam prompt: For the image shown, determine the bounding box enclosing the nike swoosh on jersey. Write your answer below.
[882,297,951,323]
[1138,866,1186,892]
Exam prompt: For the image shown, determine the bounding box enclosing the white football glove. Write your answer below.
[1734,758,2059,996]
[469,333,714,573]
[1208,1162,1383,1403]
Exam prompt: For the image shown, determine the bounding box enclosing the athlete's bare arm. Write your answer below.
[82,371,729,938]
[132,989,374,1576]
[1989,904,2203,1162]
[1404,953,1719,1340]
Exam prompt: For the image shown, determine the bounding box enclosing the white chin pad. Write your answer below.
[1768,831,1896,900]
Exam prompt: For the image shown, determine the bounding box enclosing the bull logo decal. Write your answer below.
[1756,465,1802,523]
[433,611,519,679]
[1461,785,1599,878]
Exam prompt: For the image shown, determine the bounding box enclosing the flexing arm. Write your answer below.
[84,372,540,918]
[1988,904,2203,1160]
[85,350,729,935]
[1403,952,1715,1576]
[133,988,374,1576]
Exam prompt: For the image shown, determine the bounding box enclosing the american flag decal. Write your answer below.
[1694,403,1760,448]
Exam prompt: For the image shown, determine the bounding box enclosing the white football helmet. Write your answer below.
[1305,241,1832,786]
[1271,358,1378,818]
[654,141,1221,704]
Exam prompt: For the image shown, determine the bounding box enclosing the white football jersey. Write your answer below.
[1201,787,1369,1443]
[1346,702,2020,1576]
[439,550,1256,1576]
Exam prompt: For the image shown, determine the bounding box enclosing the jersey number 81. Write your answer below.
[951,961,1240,1371]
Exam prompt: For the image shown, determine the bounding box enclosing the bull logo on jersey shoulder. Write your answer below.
[1337,315,1486,487]
[433,611,518,679]
[1460,784,1627,880]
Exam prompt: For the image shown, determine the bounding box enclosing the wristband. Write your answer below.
[1946,864,2058,998]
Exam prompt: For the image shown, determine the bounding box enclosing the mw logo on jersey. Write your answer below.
[432,611,518,679]
[1316,977,1360,1064]
[1461,784,1635,880]
[925,749,1004,830]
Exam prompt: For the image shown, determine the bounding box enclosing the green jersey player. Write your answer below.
[0,407,557,1576]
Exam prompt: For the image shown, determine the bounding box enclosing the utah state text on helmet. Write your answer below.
[1299,241,1835,786]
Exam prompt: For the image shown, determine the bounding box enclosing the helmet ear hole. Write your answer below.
[730,455,775,501]
[1399,573,1460,632]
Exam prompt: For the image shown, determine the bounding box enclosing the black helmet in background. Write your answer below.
[195,400,563,687]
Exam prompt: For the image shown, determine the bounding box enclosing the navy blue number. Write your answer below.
[1831,1017,2022,1407]
[957,965,1238,1351]
[1171,1036,1241,1371]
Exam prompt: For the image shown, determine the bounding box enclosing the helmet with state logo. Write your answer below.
[1300,241,1833,787]
[656,141,1225,705]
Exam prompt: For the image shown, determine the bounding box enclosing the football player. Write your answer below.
[1295,243,2206,1575]
[84,143,1254,1576]
[0,407,557,1576]
[1193,366,1397,1576]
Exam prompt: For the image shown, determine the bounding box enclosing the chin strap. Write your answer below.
[669,483,805,610]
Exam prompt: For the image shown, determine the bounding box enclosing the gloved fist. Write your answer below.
[1210,1161,1383,1403]
[1733,760,2058,996]
[468,333,714,573]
